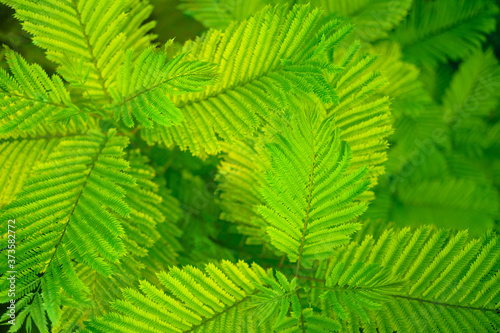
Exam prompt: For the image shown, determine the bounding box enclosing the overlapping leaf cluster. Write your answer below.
[0,0,499,332]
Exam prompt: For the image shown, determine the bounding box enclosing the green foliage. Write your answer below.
[179,0,279,29]
[3,0,156,103]
[0,50,84,134]
[84,260,271,332]
[393,0,499,65]
[307,0,412,42]
[258,107,369,267]
[0,0,499,332]
[108,47,217,128]
[320,226,500,332]
[141,4,347,156]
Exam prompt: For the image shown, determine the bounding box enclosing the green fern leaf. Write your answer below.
[107,47,217,128]
[0,129,134,329]
[141,4,347,156]
[85,260,271,332]
[4,0,156,103]
[307,0,412,42]
[217,39,393,248]
[443,49,500,127]
[52,151,183,331]
[179,0,280,29]
[319,226,500,332]
[0,49,84,134]
[393,0,499,65]
[258,107,370,268]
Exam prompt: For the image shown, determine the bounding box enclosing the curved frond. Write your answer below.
[142,185,184,271]
[307,0,412,42]
[258,107,370,268]
[443,49,500,128]
[217,39,393,248]
[217,139,269,246]
[319,227,500,332]
[0,50,84,134]
[108,47,217,128]
[0,129,134,330]
[4,0,156,103]
[370,41,431,119]
[179,0,279,29]
[85,260,271,332]
[393,0,499,65]
[328,41,392,187]
[51,151,184,331]
[141,4,346,156]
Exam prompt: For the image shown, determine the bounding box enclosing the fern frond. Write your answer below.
[0,129,134,329]
[308,0,412,42]
[393,0,499,65]
[179,0,277,29]
[319,227,500,332]
[370,41,431,118]
[217,39,393,248]
[141,5,347,156]
[217,139,269,246]
[393,178,498,233]
[248,271,299,327]
[0,137,58,208]
[0,122,96,209]
[142,185,184,270]
[180,0,412,43]
[118,151,183,270]
[327,41,393,189]
[258,107,370,268]
[0,49,84,134]
[85,260,271,332]
[443,49,500,127]
[107,47,217,128]
[52,151,183,331]
[250,270,341,332]
[4,0,156,103]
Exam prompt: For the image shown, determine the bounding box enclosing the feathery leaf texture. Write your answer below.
[366,48,500,235]
[307,0,412,42]
[52,151,183,331]
[0,50,83,134]
[0,1,499,332]
[141,4,345,156]
[117,151,182,266]
[85,260,270,333]
[217,139,270,246]
[142,185,184,269]
[84,227,500,333]
[250,270,341,332]
[108,47,217,128]
[320,226,500,332]
[4,0,156,103]
[393,0,499,65]
[0,136,59,208]
[369,41,431,119]
[249,271,301,328]
[443,48,500,126]
[179,0,277,29]
[180,0,412,43]
[368,177,500,234]
[258,107,370,268]
[0,129,134,328]
[217,38,393,247]
[327,41,392,187]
